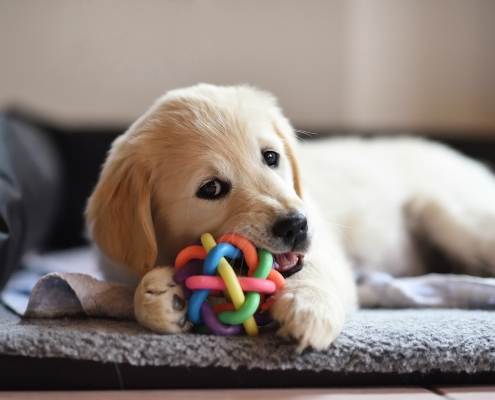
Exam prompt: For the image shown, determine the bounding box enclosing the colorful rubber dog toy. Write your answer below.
[173,233,286,336]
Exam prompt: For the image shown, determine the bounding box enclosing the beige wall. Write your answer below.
[0,0,494,134]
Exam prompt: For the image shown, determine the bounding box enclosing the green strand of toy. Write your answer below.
[217,249,273,325]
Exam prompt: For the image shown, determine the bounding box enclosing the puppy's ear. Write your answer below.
[86,149,156,276]
[273,122,303,199]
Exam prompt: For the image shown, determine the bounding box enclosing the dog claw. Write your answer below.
[177,314,187,328]
[173,294,186,311]
[288,333,300,344]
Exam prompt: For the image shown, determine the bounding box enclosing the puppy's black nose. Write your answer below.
[272,214,308,248]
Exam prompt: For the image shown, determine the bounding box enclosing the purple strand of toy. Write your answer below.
[174,258,202,299]
[200,301,243,335]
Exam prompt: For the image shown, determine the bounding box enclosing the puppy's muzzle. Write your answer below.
[272,213,308,251]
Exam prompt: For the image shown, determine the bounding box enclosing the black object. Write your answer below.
[0,115,63,290]
[0,354,494,390]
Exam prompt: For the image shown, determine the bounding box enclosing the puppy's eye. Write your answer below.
[263,151,279,168]
[197,179,229,200]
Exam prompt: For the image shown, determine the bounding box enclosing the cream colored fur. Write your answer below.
[87,84,495,351]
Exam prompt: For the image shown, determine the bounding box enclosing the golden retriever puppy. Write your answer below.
[86,84,356,351]
[87,84,495,351]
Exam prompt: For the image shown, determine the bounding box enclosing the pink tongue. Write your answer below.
[275,252,298,269]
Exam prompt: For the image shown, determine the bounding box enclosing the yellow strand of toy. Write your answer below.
[200,233,258,335]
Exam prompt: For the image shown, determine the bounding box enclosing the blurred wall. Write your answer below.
[0,0,494,134]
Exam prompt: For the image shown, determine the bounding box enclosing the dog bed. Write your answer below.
[1,247,495,389]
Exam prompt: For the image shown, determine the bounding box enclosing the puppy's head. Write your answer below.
[86,84,311,277]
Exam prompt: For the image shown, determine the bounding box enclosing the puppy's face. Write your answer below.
[87,85,311,277]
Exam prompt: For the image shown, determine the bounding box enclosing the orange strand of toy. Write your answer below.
[175,245,207,269]
[217,233,259,271]
[267,269,286,290]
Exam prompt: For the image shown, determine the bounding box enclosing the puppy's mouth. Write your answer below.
[273,252,305,278]
[229,250,304,278]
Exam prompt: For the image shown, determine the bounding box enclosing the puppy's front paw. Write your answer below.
[271,283,345,352]
[134,267,191,334]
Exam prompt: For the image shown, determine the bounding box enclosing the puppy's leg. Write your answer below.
[405,152,495,276]
[134,267,191,333]
[271,228,358,352]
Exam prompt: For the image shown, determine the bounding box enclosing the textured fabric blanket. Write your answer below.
[20,269,495,320]
[357,270,495,310]
[24,272,134,319]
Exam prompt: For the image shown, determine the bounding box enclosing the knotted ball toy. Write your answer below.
[173,233,286,336]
